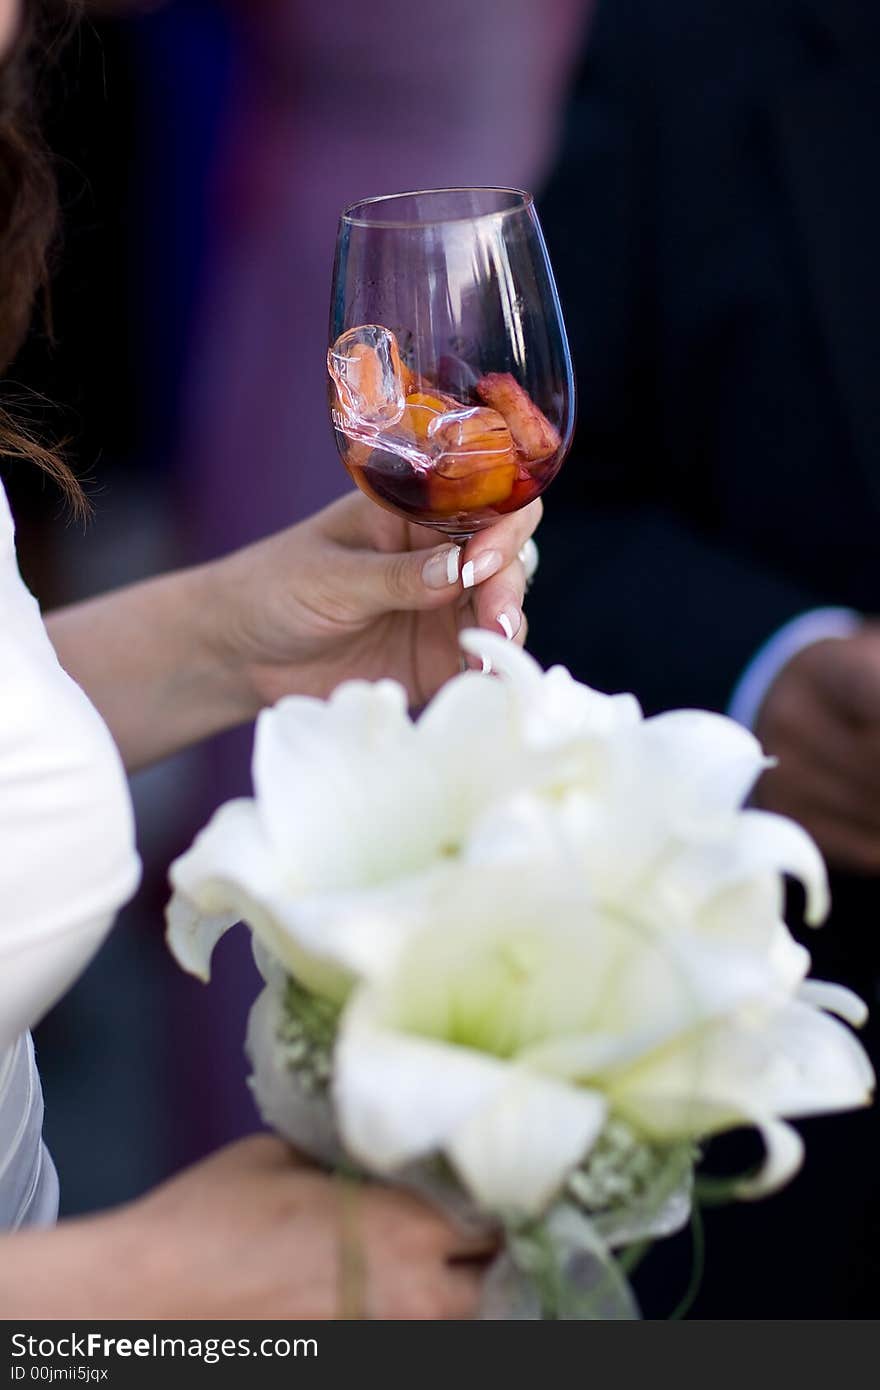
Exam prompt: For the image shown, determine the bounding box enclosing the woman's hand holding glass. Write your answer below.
[215,488,542,714]
[46,489,540,771]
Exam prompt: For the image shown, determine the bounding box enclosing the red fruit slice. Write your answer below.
[474,373,561,462]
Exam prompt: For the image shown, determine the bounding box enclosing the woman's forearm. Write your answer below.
[44,563,253,773]
[2,1225,89,1318]
[0,1216,144,1318]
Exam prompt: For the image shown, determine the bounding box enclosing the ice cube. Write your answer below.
[328,325,407,438]
[346,387,453,474]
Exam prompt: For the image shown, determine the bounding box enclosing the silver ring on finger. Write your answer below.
[518,538,539,590]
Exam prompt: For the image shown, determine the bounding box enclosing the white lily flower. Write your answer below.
[166,672,532,998]
[626,709,773,837]
[459,632,825,950]
[165,640,644,1001]
[168,628,830,1012]
[459,629,643,748]
[166,632,871,1241]
[333,864,871,1217]
[464,787,822,995]
[596,997,875,1198]
[461,629,776,824]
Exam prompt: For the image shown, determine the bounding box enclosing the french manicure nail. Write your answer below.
[461,549,503,590]
[497,607,522,641]
[422,546,461,589]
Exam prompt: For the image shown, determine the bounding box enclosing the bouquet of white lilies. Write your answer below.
[166,631,874,1319]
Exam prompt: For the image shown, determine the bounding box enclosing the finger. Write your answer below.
[460,500,543,591]
[353,533,520,619]
[338,502,542,619]
[471,558,526,643]
[809,640,880,726]
[758,750,880,837]
[434,1263,491,1319]
[795,810,880,877]
[795,711,880,811]
[435,1222,500,1259]
[757,746,880,868]
[391,1198,498,1260]
[352,540,466,615]
[759,676,880,805]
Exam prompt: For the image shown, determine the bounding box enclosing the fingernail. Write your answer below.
[481,654,492,674]
[497,606,522,641]
[461,549,503,590]
[422,546,461,589]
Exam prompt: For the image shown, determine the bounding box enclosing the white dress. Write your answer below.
[0,478,141,1228]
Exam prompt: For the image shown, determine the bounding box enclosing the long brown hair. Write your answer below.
[0,0,84,512]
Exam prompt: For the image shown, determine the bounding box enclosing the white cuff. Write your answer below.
[727,607,862,731]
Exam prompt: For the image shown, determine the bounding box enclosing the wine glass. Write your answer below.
[327,188,575,551]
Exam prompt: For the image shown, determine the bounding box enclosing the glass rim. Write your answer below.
[339,186,535,230]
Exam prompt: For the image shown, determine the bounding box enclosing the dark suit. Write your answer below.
[529,0,880,1317]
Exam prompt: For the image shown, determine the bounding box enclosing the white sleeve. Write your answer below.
[727,607,862,731]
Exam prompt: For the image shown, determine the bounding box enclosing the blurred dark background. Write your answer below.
[525,0,880,1319]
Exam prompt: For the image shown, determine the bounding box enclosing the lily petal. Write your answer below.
[166,797,363,1000]
[605,998,874,1146]
[335,982,605,1218]
[722,810,829,926]
[667,810,828,922]
[416,668,525,823]
[693,878,810,990]
[459,628,544,694]
[734,1117,804,1201]
[165,895,238,984]
[636,710,772,831]
[459,628,642,750]
[798,979,869,1028]
[166,799,279,981]
[334,989,521,1172]
[253,681,451,892]
[447,1071,606,1217]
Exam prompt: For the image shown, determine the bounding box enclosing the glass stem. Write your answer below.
[450,531,478,674]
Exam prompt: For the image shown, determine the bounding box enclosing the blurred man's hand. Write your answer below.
[755,628,880,874]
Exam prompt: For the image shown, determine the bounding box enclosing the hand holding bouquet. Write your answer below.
[167,633,873,1318]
